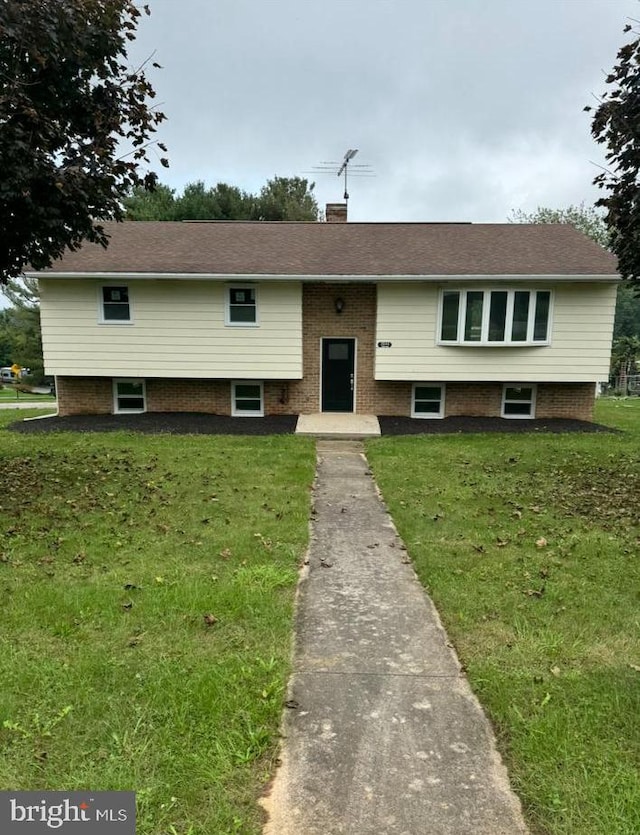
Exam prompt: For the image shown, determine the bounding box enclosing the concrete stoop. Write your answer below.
[295,413,381,438]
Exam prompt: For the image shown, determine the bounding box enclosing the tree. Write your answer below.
[0,276,43,380]
[610,335,640,394]
[123,183,177,220]
[173,181,253,221]
[124,176,319,222]
[587,21,640,287]
[508,203,609,246]
[0,0,168,284]
[509,203,640,352]
[251,176,319,221]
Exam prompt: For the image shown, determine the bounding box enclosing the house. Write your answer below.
[32,204,618,421]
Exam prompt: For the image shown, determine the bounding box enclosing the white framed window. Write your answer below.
[113,379,146,414]
[226,286,258,326]
[439,289,551,345]
[412,383,445,418]
[100,285,132,323]
[502,384,536,419]
[231,381,264,417]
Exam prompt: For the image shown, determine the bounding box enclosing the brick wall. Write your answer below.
[147,379,229,413]
[56,375,596,422]
[446,383,504,417]
[299,283,377,413]
[57,377,113,416]
[536,383,595,421]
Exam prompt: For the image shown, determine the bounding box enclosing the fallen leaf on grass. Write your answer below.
[536,537,548,548]
[629,664,640,673]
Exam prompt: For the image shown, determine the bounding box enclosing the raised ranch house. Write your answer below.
[33,205,618,421]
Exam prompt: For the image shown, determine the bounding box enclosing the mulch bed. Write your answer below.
[9,412,617,436]
[378,416,617,435]
[9,412,299,436]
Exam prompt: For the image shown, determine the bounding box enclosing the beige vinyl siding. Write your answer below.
[40,279,302,378]
[375,282,617,382]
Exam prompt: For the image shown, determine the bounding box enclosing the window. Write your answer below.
[232,381,264,417]
[502,385,536,419]
[412,383,445,419]
[227,287,257,325]
[101,286,131,322]
[114,379,146,413]
[439,290,551,345]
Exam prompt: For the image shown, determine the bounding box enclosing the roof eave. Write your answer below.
[28,271,621,283]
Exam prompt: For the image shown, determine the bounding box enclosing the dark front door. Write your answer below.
[322,338,355,412]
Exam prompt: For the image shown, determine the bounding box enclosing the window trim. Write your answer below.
[501,384,537,419]
[411,382,445,419]
[113,378,146,414]
[225,285,259,327]
[99,285,133,324]
[437,288,552,346]
[231,380,264,417]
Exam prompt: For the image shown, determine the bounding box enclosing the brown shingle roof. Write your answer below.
[38,221,618,276]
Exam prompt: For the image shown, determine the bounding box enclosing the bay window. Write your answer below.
[439,289,551,345]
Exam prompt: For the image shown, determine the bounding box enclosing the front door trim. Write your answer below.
[320,337,356,412]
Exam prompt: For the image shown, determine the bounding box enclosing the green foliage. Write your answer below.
[123,184,177,221]
[508,203,609,247]
[613,283,640,340]
[251,176,319,221]
[587,22,640,288]
[0,305,44,381]
[1,278,44,381]
[124,176,319,222]
[0,0,167,283]
[509,203,640,355]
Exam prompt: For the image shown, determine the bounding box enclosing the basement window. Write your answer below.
[412,383,445,418]
[232,381,264,417]
[114,379,146,414]
[502,385,536,419]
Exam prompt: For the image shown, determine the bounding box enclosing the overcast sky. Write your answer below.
[127,0,639,223]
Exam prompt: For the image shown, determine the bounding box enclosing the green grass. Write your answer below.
[0,411,315,834]
[366,397,640,835]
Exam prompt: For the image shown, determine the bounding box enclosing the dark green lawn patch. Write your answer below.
[366,398,640,835]
[0,410,315,834]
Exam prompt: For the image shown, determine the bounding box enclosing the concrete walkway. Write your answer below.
[262,441,528,835]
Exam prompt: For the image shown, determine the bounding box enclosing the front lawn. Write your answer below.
[0,411,314,833]
[366,397,640,835]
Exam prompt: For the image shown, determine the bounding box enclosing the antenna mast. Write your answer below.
[304,149,375,207]
[337,148,358,201]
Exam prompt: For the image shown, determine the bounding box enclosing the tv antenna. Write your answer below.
[304,149,375,203]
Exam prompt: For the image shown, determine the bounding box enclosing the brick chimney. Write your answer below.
[326,203,348,223]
